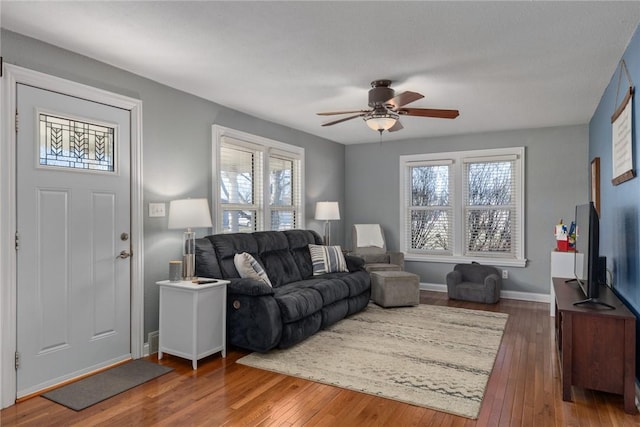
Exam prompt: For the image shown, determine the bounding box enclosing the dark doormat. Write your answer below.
[42,359,173,411]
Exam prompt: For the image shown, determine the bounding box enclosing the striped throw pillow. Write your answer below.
[309,244,348,275]
[234,252,272,287]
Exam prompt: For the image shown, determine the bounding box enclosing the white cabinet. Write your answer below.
[157,279,228,369]
[549,251,583,316]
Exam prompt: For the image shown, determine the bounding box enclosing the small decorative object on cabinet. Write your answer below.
[156,278,229,369]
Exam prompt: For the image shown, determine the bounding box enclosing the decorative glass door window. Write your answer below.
[39,113,115,172]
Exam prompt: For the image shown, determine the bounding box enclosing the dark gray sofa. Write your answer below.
[195,229,371,352]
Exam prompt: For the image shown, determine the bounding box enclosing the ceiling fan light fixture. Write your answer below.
[365,111,399,132]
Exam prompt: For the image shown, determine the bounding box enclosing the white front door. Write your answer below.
[16,84,132,397]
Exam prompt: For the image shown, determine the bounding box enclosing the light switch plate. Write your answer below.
[149,202,166,217]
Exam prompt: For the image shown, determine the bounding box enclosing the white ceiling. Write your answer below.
[2,1,640,145]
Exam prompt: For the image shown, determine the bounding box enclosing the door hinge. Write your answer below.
[15,109,19,134]
[15,352,20,370]
[15,231,20,251]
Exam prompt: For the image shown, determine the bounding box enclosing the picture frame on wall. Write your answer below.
[591,157,600,216]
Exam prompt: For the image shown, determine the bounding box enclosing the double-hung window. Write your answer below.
[213,125,304,233]
[400,147,525,267]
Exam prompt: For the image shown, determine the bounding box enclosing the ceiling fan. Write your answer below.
[317,79,459,134]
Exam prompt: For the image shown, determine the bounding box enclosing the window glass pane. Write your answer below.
[466,209,512,253]
[271,210,294,230]
[467,161,512,206]
[39,113,115,171]
[222,210,255,233]
[411,165,449,206]
[220,146,254,205]
[410,209,451,252]
[270,157,293,206]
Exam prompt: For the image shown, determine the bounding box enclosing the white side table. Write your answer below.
[156,279,229,369]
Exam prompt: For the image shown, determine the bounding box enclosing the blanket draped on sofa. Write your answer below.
[195,229,371,352]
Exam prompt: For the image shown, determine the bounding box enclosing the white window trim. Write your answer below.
[212,125,305,232]
[399,147,527,268]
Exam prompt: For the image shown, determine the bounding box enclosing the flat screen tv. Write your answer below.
[573,202,613,309]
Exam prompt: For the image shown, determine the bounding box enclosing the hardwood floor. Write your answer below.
[2,291,639,426]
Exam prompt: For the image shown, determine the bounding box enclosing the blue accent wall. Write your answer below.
[589,24,640,379]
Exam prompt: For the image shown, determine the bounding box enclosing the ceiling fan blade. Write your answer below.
[321,113,365,127]
[399,108,460,119]
[386,91,424,109]
[317,109,370,116]
[388,120,404,132]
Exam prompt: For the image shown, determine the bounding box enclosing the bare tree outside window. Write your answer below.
[220,146,256,232]
[410,165,452,252]
[269,157,295,230]
[465,161,513,254]
[400,147,524,264]
[214,126,304,234]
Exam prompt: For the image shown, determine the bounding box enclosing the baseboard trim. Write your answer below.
[144,331,159,357]
[419,283,550,304]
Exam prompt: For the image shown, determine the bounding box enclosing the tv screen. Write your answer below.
[574,203,594,294]
[573,202,612,308]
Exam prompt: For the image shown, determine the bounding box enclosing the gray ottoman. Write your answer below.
[370,271,420,308]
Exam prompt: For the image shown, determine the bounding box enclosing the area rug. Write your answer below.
[237,303,508,419]
[42,359,173,411]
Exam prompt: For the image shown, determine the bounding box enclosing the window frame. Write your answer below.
[212,125,305,233]
[399,147,526,267]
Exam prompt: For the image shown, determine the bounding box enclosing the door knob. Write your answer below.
[116,250,132,259]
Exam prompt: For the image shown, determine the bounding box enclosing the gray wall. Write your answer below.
[2,30,346,338]
[345,125,589,295]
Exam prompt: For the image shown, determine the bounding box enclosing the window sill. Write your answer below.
[404,254,527,268]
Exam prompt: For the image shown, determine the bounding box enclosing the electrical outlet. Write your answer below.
[502,269,508,279]
[149,202,166,217]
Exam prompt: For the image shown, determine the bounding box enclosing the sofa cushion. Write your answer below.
[273,286,323,323]
[234,252,272,287]
[284,230,322,278]
[309,244,348,275]
[195,237,223,279]
[320,270,370,297]
[285,278,350,306]
[254,231,302,287]
[210,233,260,278]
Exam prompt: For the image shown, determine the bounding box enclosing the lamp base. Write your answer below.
[183,254,195,280]
[323,220,332,246]
[183,229,196,280]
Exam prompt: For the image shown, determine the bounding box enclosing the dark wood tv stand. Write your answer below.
[553,277,637,414]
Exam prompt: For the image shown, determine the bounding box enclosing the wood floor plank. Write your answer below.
[2,291,639,426]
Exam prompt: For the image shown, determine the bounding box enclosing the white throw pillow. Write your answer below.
[234,252,272,287]
[309,244,348,275]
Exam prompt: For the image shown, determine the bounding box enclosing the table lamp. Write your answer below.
[315,201,340,245]
[168,198,212,280]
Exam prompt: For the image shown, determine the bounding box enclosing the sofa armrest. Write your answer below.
[446,270,462,293]
[345,254,366,272]
[227,278,274,296]
[388,252,405,269]
[484,273,501,290]
[227,293,282,352]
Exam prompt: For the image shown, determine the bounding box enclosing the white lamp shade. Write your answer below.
[315,201,340,221]
[168,198,213,229]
